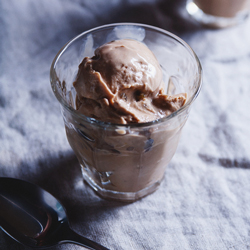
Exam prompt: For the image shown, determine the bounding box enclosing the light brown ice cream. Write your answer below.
[65,39,188,199]
[194,0,250,18]
[73,39,186,124]
[66,120,185,194]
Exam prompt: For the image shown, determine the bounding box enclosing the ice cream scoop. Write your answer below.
[73,39,186,124]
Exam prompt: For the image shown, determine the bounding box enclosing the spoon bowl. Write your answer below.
[0,177,109,250]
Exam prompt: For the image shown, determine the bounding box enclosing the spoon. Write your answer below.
[0,177,110,250]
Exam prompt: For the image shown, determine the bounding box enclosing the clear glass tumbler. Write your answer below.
[50,23,202,202]
[186,0,250,28]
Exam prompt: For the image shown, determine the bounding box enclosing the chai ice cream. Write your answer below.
[73,39,186,124]
[193,0,250,18]
[65,39,187,199]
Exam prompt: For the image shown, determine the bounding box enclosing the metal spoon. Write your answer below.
[0,177,109,250]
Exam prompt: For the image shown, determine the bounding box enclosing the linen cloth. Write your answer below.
[1,0,250,249]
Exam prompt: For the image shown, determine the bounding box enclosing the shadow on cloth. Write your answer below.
[1,151,129,249]
[104,0,202,36]
[52,0,203,44]
[198,153,250,169]
[24,151,131,231]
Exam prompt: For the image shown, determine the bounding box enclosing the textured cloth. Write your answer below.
[1,0,250,249]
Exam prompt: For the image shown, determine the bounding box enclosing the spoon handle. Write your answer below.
[59,223,110,250]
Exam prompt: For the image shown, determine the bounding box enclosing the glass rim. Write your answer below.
[50,22,202,128]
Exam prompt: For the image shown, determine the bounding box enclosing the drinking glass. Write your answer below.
[186,0,250,28]
[50,23,202,202]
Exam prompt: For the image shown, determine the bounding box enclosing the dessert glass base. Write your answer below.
[81,164,162,202]
[186,0,250,28]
